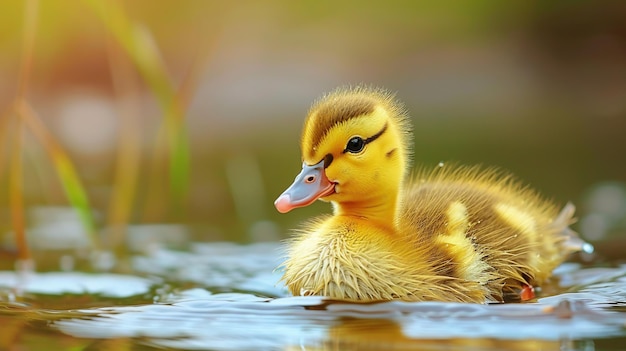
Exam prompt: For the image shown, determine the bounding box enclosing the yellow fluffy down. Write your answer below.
[279,86,589,303]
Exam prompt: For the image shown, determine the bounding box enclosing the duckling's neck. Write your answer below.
[332,191,401,231]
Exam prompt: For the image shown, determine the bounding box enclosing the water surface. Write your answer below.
[1,242,625,350]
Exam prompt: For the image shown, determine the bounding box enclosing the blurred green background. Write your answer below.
[0,1,625,250]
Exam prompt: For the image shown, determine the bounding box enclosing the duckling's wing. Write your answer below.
[401,164,589,301]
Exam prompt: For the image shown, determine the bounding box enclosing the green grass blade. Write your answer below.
[19,101,99,249]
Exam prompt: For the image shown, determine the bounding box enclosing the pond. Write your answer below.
[1,239,625,351]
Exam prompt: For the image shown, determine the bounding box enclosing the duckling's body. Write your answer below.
[275,86,589,303]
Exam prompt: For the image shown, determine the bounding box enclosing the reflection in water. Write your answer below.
[49,242,626,351]
[0,242,624,350]
[54,291,624,351]
[326,318,591,351]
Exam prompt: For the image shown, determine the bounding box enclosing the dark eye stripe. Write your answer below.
[364,123,387,145]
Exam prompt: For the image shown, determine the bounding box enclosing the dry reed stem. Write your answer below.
[9,0,40,262]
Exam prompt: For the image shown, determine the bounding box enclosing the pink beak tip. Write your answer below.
[274,194,293,213]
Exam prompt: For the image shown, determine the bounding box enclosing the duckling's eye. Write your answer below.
[345,137,365,153]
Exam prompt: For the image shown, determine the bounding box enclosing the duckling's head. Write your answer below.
[275,86,412,218]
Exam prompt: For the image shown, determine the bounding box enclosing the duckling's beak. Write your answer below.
[274,159,335,213]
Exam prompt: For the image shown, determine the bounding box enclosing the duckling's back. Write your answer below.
[400,165,588,302]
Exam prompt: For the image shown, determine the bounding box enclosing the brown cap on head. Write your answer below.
[301,86,413,163]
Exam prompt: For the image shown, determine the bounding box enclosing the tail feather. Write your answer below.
[553,202,594,254]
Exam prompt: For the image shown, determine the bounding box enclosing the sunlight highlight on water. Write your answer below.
[0,271,154,297]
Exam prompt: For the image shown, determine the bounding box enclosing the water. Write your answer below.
[0,242,625,351]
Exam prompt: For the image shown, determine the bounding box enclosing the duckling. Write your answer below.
[274,86,591,303]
